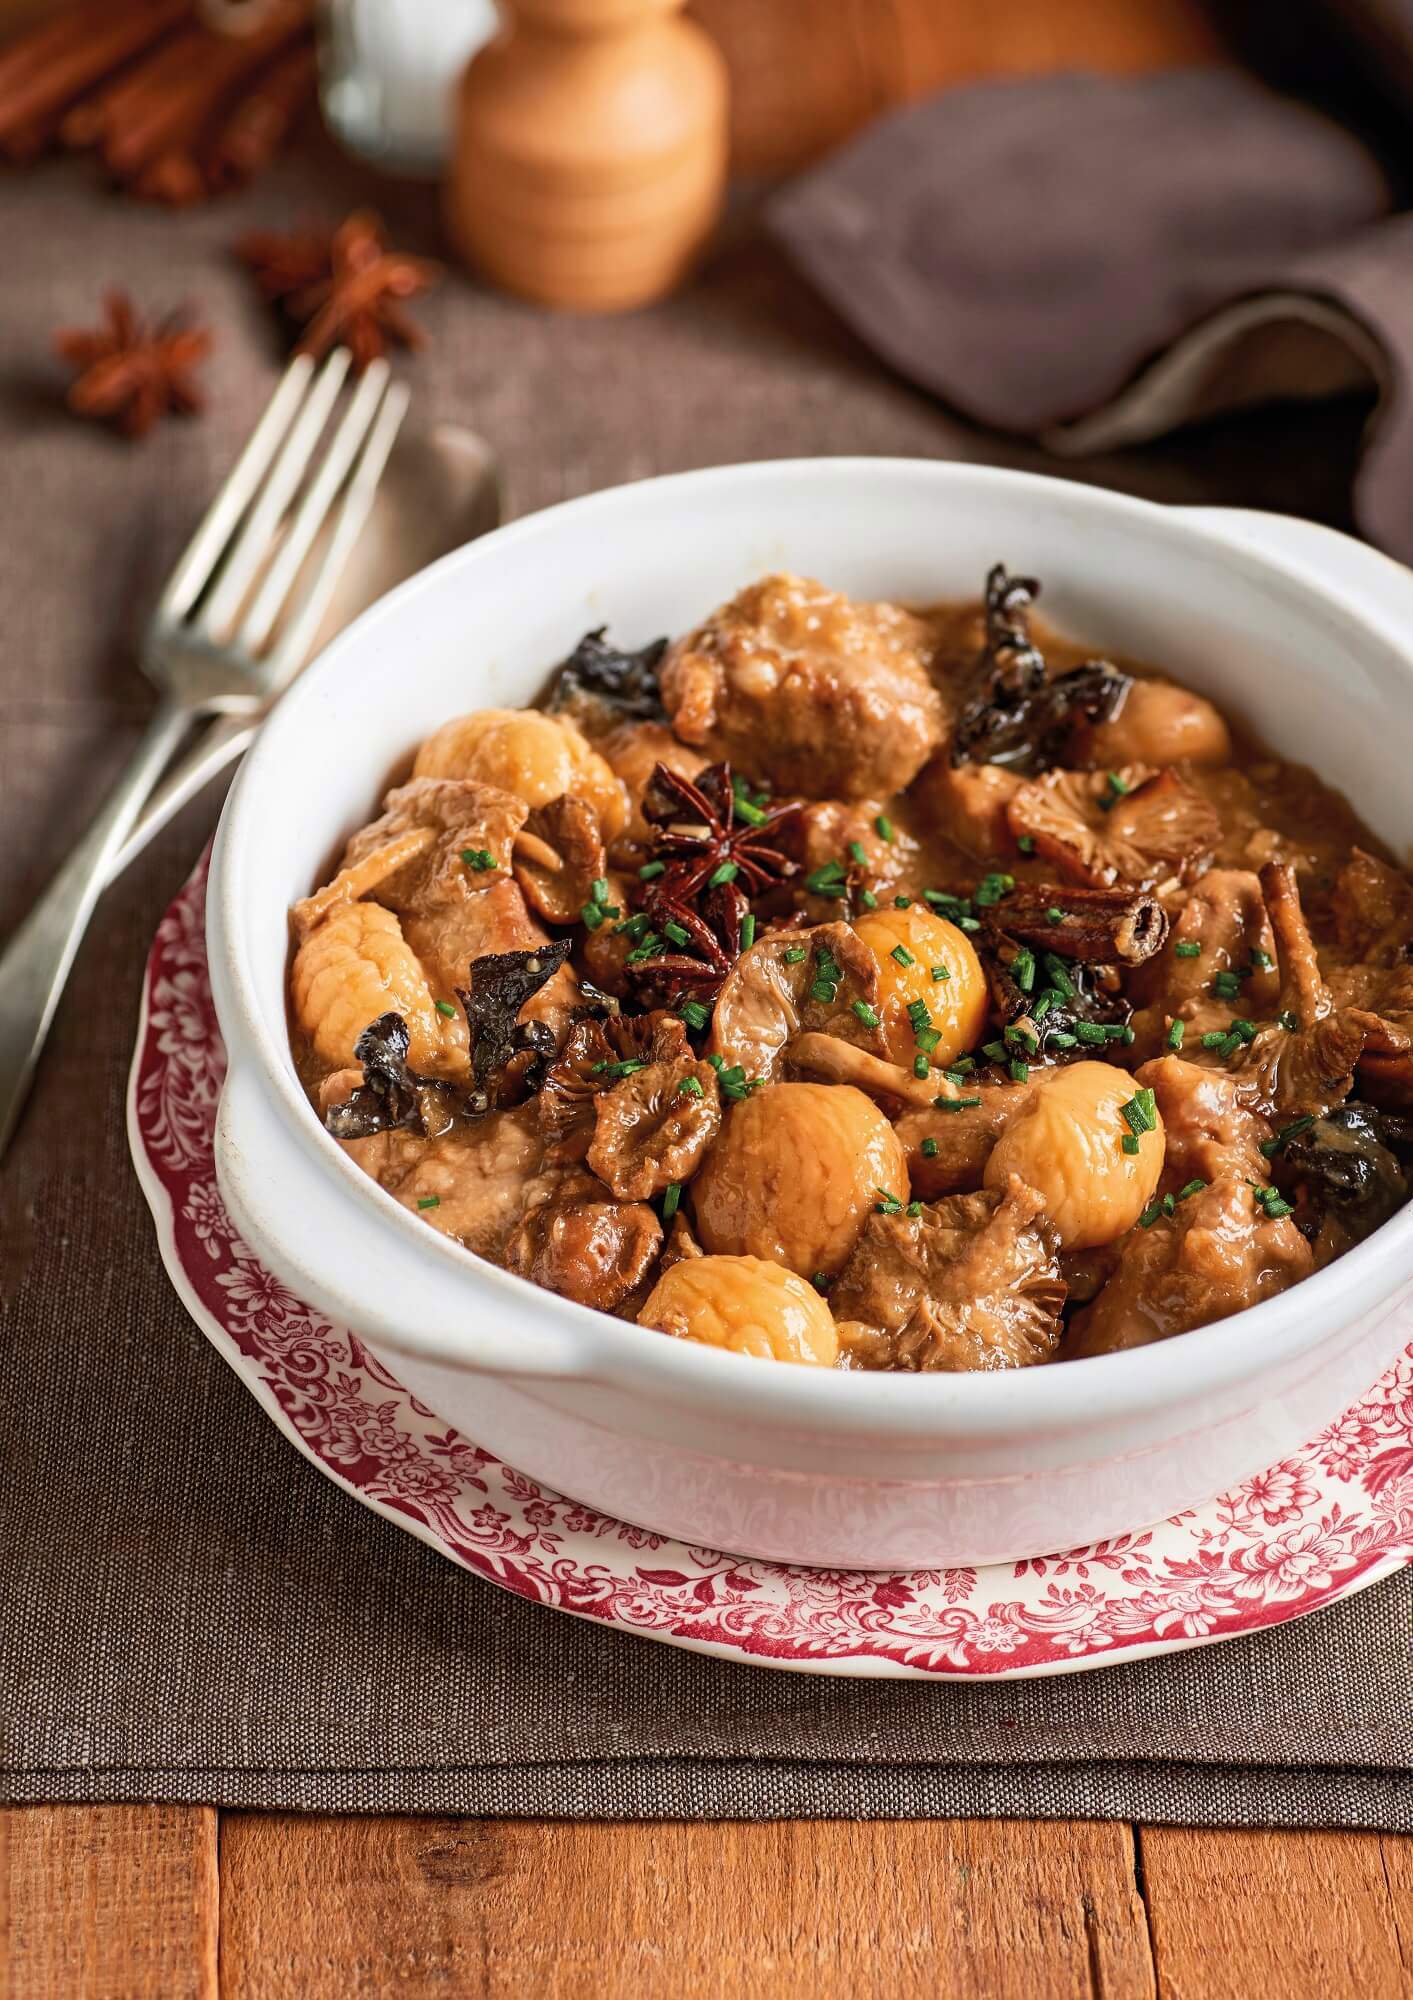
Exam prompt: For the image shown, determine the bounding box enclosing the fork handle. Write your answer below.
[0,697,190,1159]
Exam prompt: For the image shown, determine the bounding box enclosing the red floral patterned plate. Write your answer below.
[128,857,1413,1678]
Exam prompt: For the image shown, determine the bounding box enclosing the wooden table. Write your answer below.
[3,2,1407,1993]
[6,1809,1412,1994]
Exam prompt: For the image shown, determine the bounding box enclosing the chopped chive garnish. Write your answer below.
[1119,1025,1136,1044]
[740,913,756,950]
[679,1000,709,1030]
[603,1058,647,1078]
[1043,955,1075,999]
[417,1195,440,1210]
[1174,940,1201,959]
[924,889,968,915]
[434,998,457,1018]
[1017,835,1036,855]
[974,871,1015,907]
[812,1271,831,1294]
[676,1075,704,1098]
[860,889,878,909]
[732,794,767,827]
[1200,1030,1227,1049]
[616,911,650,939]
[582,902,606,930]
[935,1093,982,1111]
[1004,1023,1038,1053]
[590,877,610,905]
[1250,948,1273,969]
[1100,771,1129,811]
[638,860,666,880]
[707,1054,724,1070]
[1253,1184,1294,1220]
[895,895,913,909]
[662,1182,682,1220]
[906,1200,924,1217]
[1178,1179,1207,1202]
[625,934,663,964]
[1011,947,1036,993]
[913,1054,929,1078]
[914,1028,941,1054]
[1046,907,1066,927]
[874,1186,902,1214]
[1009,1059,1029,1083]
[875,814,895,842]
[1212,970,1243,1000]
[1049,1031,1078,1049]
[1167,1018,1185,1050]
[1075,1022,1108,1045]
[983,1040,1007,1062]
[804,861,846,892]
[907,999,930,1025]
[1120,1091,1156,1136]
[891,943,915,968]
[950,1057,977,1074]
[1260,1114,1315,1158]
[810,981,838,1004]
[848,841,869,866]
[921,1137,939,1158]
[1137,1198,1165,1229]
[663,921,690,946]
[932,964,950,982]
[1278,1009,1299,1032]
[783,946,807,965]
[958,915,981,932]
[460,847,496,871]
[852,999,881,1028]
[707,861,738,888]
[1121,1134,1140,1156]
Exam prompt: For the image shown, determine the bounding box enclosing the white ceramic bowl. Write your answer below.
[208,461,1413,1569]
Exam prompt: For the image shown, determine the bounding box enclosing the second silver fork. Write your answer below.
[0,348,409,1160]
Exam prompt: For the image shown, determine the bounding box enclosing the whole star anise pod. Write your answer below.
[238,209,440,372]
[627,763,800,996]
[55,291,211,439]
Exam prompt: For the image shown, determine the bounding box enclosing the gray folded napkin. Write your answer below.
[769,67,1413,561]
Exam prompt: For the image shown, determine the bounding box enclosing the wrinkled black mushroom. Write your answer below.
[951,564,1131,773]
[549,627,668,722]
[324,1012,458,1141]
[986,947,1131,1065]
[1275,1102,1410,1251]
[458,939,573,1113]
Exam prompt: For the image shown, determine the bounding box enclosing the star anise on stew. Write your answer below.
[626,763,800,997]
[54,291,211,439]
[237,209,440,372]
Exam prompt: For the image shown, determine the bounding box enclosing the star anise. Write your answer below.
[237,209,440,372]
[627,762,800,996]
[54,291,211,439]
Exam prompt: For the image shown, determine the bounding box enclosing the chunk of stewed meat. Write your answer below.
[660,573,946,800]
[505,1174,663,1312]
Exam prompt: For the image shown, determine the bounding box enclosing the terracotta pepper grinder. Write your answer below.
[446,0,729,312]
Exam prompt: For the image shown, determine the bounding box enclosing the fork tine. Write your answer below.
[267,379,411,681]
[237,359,391,656]
[156,353,314,625]
[196,347,352,639]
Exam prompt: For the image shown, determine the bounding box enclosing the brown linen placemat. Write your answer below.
[2,137,1409,1828]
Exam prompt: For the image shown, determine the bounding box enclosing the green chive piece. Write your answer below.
[1177,1178,1207,1201]
[935,1094,982,1112]
[1043,955,1075,999]
[950,1057,977,1074]
[1278,1009,1299,1032]
[676,1076,704,1098]
[1137,1198,1165,1229]
[638,860,666,880]
[1121,1133,1140,1156]
[663,921,689,946]
[590,877,610,905]
[460,847,496,871]
[921,1137,939,1158]
[782,947,807,965]
[1017,835,1036,855]
[1200,1030,1229,1049]
[906,1200,924,1217]
[732,794,767,828]
[1212,969,1243,1000]
[708,861,739,888]
[1100,771,1130,812]
[1167,1019,1185,1050]
[890,943,915,968]
[1250,948,1273,969]
[973,871,1015,908]
[874,1186,902,1214]
[894,895,913,909]
[1009,1059,1029,1083]
[679,1000,709,1030]
[417,1195,441,1210]
[848,841,869,866]
[914,1028,941,1054]
[604,1059,647,1078]
[812,1271,831,1294]
[983,1040,1007,1063]
[913,1054,929,1078]
[582,902,606,930]
[924,889,968,915]
[740,913,756,950]
[434,999,456,1018]
[931,964,950,982]
[1075,1022,1108,1045]
[804,861,846,893]
[1049,1031,1078,1049]
[860,890,878,909]
[1260,1114,1315,1158]
[1174,940,1201,959]
[852,999,881,1028]
[1011,948,1036,993]
[1046,907,1066,927]
[875,814,895,842]
[662,1182,682,1220]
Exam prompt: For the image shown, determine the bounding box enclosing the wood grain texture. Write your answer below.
[1140,1827,1413,1999]
[219,1814,1157,1999]
[690,0,1222,173]
[2,1805,218,2000]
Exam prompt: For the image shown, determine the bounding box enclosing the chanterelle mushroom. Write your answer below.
[707,921,888,1082]
[832,1173,1066,1372]
[1008,766,1220,890]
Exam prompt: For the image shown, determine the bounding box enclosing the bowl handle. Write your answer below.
[1177,508,1413,632]
[214,1066,595,1382]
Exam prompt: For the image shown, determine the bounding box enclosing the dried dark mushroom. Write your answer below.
[1273,1102,1410,1263]
[323,1012,459,1141]
[950,565,1131,774]
[457,939,573,1113]
[549,627,669,723]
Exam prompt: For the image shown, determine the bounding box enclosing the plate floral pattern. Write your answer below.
[127,857,1413,1678]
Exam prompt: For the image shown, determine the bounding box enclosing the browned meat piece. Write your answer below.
[1325,850,1413,1107]
[1276,1103,1409,1268]
[707,921,887,1082]
[336,1102,545,1260]
[660,574,946,801]
[1136,1054,1271,1185]
[1128,869,1279,1058]
[596,718,710,851]
[1066,1174,1313,1356]
[1332,848,1413,962]
[894,1078,1041,1196]
[1059,1242,1121,1305]
[587,1052,722,1200]
[789,799,919,911]
[832,1175,1065,1372]
[505,1174,663,1312]
[512,795,608,926]
[539,1012,690,1164]
[1008,766,1221,890]
[911,756,1022,863]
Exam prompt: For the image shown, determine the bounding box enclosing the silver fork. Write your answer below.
[0,347,410,1159]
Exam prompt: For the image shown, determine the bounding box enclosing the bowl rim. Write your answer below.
[208,455,1413,1432]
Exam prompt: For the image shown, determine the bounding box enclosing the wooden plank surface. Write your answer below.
[2,1805,218,2000]
[218,1815,1156,2000]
